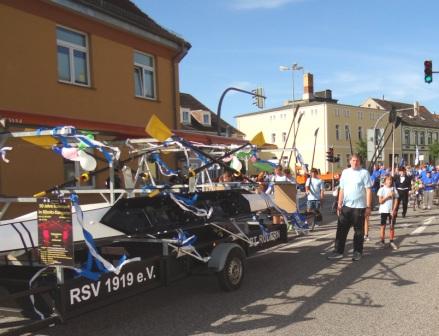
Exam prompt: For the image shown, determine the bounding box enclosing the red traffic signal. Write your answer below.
[424,60,433,84]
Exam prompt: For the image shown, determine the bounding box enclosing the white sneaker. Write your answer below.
[390,241,399,250]
[364,235,370,242]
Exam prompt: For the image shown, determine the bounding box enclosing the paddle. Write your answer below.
[145,115,259,184]
[191,131,266,176]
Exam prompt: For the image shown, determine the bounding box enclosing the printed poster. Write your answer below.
[37,198,74,266]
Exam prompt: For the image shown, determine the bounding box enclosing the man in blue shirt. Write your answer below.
[328,154,372,262]
[421,170,435,210]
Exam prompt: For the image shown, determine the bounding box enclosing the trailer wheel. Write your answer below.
[217,248,245,291]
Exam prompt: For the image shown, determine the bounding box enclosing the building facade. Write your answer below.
[362,98,439,165]
[236,74,398,173]
[0,0,190,217]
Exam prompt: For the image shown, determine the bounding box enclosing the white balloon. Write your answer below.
[78,150,97,171]
[230,156,242,172]
[61,147,81,161]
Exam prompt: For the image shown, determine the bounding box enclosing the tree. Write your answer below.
[355,138,367,163]
[428,141,439,164]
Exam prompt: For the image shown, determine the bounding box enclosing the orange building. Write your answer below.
[0,0,191,217]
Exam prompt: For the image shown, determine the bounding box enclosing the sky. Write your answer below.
[134,0,439,127]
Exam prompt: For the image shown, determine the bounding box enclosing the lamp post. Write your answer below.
[279,63,303,166]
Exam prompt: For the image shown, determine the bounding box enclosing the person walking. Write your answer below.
[394,166,412,217]
[377,175,400,250]
[305,168,324,228]
[327,154,372,261]
[421,170,435,210]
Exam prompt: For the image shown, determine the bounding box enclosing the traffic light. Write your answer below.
[252,87,265,109]
[326,147,334,162]
[424,60,433,84]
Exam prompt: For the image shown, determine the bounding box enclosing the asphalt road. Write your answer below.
[4,195,439,336]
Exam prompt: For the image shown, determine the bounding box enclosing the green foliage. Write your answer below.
[356,138,367,163]
[428,141,439,162]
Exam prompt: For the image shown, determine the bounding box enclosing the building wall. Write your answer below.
[0,1,177,128]
[326,103,399,169]
[0,1,183,218]
[236,102,400,174]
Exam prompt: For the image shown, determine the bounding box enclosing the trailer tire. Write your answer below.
[217,247,245,291]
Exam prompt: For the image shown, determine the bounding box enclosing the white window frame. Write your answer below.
[180,108,191,125]
[271,133,276,144]
[134,50,157,100]
[56,25,91,87]
[202,112,211,126]
[282,132,287,143]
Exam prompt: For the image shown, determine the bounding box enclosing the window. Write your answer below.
[271,133,276,143]
[282,132,287,143]
[56,26,89,85]
[404,130,410,145]
[202,113,210,125]
[345,125,350,141]
[344,109,350,117]
[435,132,439,143]
[335,108,340,117]
[414,131,418,145]
[358,111,363,120]
[134,51,156,99]
[428,132,433,145]
[420,131,425,145]
[358,126,362,140]
[336,154,341,167]
[335,125,340,140]
[181,109,190,124]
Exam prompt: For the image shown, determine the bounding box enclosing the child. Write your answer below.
[377,176,400,250]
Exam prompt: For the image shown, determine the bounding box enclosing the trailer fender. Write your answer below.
[208,243,245,272]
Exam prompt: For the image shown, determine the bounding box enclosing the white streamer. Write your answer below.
[169,193,213,218]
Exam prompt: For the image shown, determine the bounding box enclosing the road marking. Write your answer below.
[410,216,435,235]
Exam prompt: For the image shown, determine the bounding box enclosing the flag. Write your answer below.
[415,145,419,165]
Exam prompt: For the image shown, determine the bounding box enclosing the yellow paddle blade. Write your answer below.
[21,135,58,148]
[250,132,265,147]
[145,115,173,142]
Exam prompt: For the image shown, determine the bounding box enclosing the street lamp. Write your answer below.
[279,63,304,104]
[280,63,304,167]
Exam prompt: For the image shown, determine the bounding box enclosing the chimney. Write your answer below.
[303,73,314,100]
[414,101,420,116]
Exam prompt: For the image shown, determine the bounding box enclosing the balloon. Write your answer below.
[78,150,97,171]
[61,147,81,161]
[230,157,242,172]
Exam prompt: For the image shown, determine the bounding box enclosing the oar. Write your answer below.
[286,111,305,168]
[278,105,300,165]
[191,131,265,176]
[145,115,258,184]
[310,128,319,169]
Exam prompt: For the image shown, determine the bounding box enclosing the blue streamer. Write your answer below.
[173,194,198,206]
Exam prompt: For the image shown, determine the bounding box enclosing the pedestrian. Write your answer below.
[305,168,324,226]
[421,170,435,210]
[377,175,399,250]
[394,166,412,218]
[327,154,372,261]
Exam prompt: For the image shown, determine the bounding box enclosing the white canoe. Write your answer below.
[0,202,124,256]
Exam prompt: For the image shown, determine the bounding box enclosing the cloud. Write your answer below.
[231,0,305,10]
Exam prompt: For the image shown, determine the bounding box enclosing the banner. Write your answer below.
[38,198,74,266]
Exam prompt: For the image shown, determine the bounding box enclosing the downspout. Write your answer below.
[171,42,190,170]
[171,42,191,130]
